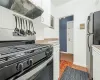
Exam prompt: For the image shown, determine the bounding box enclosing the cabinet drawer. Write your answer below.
[53,44,60,80]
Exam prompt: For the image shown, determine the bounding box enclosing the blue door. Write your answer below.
[59,16,73,52]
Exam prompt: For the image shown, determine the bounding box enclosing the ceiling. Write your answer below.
[51,0,72,6]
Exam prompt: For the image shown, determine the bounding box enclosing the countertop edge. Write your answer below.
[36,38,59,44]
[92,45,100,55]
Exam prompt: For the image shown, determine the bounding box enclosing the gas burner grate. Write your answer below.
[0,44,49,55]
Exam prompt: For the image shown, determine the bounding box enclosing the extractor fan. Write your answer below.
[0,0,44,19]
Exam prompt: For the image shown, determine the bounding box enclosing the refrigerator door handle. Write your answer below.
[87,15,93,34]
[87,20,90,34]
[88,34,91,51]
[87,16,91,34]
[88,34,94,52]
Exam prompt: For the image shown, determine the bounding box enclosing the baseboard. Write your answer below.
[60,51,73,54]
[73,62,87,68]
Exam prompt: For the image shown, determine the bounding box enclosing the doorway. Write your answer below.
[59,15,74,53]
[59,15,74,63]
[59,15,74,78]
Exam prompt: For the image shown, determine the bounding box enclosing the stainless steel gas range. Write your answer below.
[0,42,53,80]
[0,5,53,80]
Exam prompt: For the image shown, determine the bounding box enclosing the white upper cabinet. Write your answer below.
[29,0,51,27]
[0,6,2,27]
[41,0,51,27]
[35,0,42,8]
[29,0,42,8]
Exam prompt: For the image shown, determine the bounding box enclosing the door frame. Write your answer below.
[59,15,74,54]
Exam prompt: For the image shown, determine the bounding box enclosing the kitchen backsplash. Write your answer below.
[33,17,44,40]
[0,6,57,40]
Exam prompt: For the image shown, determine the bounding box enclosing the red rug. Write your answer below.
[59,60,72,80]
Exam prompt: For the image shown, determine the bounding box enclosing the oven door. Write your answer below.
[15,56,53,80]
[33,59,53,80]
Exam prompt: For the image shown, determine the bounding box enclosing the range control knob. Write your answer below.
[45,49,50,57]
[16,63,23,71]
[27,59,33,66]
[50,48,53,53]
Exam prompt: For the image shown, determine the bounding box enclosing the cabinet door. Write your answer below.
[93,50,100,80]
[34,0,42,7]
[29,0,42,7]
[93,50,100,70]
[41,12,50,26]
[0,6,2,28]
[41,0,51,26]
[29,0,36,5]
[53,45,60,80]
[36,0,42,7]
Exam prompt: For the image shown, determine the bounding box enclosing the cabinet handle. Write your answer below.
[41,17,44,22]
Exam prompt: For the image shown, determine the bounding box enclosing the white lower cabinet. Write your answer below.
[92,46,100,80]
[53,44,60,80]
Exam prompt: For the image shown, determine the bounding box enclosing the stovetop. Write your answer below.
[0,43,53,80]
[0,44,48,54]
[0,44,53,67]
[0,44,52,59]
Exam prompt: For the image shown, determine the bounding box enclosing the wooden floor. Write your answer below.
[60,52,88,79]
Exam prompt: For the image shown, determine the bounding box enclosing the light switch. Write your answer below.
[80,23,85,29]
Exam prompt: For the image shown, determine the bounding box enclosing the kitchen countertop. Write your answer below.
[92,45,100,54]
[36,38,59,44]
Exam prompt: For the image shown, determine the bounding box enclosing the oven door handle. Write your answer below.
[9,65,46,80]
[15,56,53,80]
[9,61,47,80]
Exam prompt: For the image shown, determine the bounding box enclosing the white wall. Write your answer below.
[55,0,100,67]
[33,17,45,40]
[0,5,45,41]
